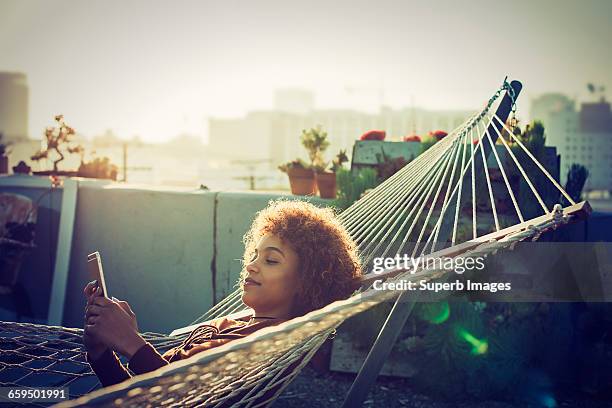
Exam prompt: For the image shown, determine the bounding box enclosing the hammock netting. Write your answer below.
[0,78,589,407]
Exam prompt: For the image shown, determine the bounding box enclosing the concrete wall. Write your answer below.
[63,182,217,334]
[0,175,332,334]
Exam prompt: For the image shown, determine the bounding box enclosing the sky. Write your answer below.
[1,0,611,143]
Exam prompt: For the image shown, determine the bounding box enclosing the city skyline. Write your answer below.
[1,0,611,143]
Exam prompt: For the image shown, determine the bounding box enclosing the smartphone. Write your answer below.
[87,251,108,298]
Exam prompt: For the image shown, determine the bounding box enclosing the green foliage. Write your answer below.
[330,149,349,173]
[406,300,575,402]
[278,158,310,173]
[520,120,546,160]
[300,125,329,168]
[334,167,379,210]
[509,120,559,219]
[563,163,589,204]
[421,134,438,153]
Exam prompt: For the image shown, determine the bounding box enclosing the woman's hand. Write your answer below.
[83,280,107,360]
[85,295,147,359]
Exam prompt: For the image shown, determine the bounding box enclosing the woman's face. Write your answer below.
[240,233,300,319]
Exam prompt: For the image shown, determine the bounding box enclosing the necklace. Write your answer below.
[248,316,277,325]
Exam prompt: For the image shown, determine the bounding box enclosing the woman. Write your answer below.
[84,199,362,388]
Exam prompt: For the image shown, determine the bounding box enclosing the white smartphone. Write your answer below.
[87,251,108,298]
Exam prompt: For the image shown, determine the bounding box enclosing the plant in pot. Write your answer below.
[0,132,12,174]
[300,125,330,195]
[301,125,330,165]
[31,115,84,176]
[278,158,316,195]
[315,149,349,199]
[301,125,335,198]
[279,125,331,196]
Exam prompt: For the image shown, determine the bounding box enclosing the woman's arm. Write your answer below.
[86,340,170,387]
[85,295,170,384]
[86,348,131,387]
[126,342,170,374]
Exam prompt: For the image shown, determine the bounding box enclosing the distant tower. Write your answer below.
[274,88,314,114]
[0,72,29,141]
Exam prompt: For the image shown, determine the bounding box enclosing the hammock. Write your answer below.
[0,78,590,407]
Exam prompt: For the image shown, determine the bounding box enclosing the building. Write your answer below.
[534,94,612,192]
[530,94,575,129]
[0,72,29,141]
[207,103,473,171]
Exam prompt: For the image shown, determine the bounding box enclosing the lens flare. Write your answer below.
[419,301,450,324]
[457,327,488,355]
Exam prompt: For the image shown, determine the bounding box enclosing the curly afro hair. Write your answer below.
[239,199,363,319]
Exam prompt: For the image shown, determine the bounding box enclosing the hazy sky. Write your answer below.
[1,0,611,142]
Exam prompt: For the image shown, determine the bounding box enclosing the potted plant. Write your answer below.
[0,132,12,174]
[278,159,316,195]
[31,115,84,176]
[315,149,349,199]
[301,125,330,167]
[279,125,332,196]
[301,125,331,194]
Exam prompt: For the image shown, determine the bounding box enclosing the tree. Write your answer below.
[563,164,589,204]
[521,121,546,161]
[31,115,84,172]
[300,125,329,170]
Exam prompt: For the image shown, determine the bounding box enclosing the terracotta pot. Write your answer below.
[0,156,8,174]
[316,171,337,199]
[287,167,316,195]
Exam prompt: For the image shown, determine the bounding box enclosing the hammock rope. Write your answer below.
[58,207,575,408]
[0,78,589,408]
